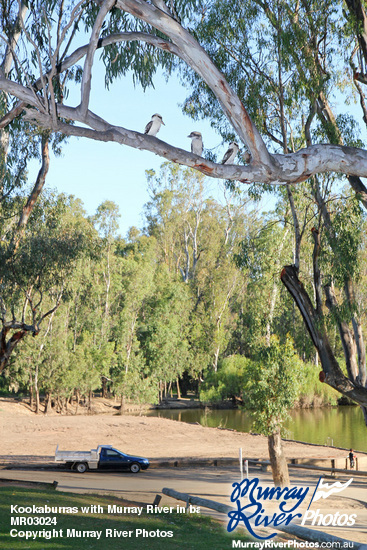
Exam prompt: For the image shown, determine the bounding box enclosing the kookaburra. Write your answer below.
[188,131,203,156]
[220,142,239,164]
[144,114,165,136]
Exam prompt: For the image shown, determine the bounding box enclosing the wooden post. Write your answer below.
[244,459,249,479]
[239,448,243,480]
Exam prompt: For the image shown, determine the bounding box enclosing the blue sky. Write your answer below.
[26,42,366,238]
[27,55,224,237]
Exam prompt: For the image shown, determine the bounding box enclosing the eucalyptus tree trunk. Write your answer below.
[281,265,367,414]
[34,365,40,414]
[268,428,290,487]
[29,369,34,409]
[102,377,107,398]
[43,393,51,414]
[119,394,125,415]
[75,391,80,415]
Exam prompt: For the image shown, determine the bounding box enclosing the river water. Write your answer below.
[147,405,367,453]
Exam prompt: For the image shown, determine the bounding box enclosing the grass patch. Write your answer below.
[0,485,253,549]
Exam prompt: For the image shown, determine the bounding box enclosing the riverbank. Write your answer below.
[0,397,361,463]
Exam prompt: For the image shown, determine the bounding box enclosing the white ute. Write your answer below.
[55,444,104,473]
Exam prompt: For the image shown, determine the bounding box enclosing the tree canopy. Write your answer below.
[1,0,367,185]
[2,1,367,422]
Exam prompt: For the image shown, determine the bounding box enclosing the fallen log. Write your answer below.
[162,487,232,514]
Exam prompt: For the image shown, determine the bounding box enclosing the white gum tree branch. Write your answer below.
[44,12,59,125]
[1,0,367,185]
[108,0,272,166]
[0,32,182,130]
[0,1,28,77]
[57,0,87,64]
[18,96,367,184]
[16,0,49,110]
[79,0,116,117]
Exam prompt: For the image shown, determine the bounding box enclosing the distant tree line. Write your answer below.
[1,161,362,418]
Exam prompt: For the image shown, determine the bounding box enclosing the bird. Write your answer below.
[188,131,203,156]
[221,142,239,165]
[144,114,165,136]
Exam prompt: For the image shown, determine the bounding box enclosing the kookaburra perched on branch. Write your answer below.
[188,131,203,156]
[144,114,165,136]
[221,142,239,164]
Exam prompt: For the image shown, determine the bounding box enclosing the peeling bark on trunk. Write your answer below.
[267,428,290,487]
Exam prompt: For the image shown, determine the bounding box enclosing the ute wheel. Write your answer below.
[130,462,141,474]
[75,462,88,473]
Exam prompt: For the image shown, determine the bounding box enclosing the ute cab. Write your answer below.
[98,447,149,473]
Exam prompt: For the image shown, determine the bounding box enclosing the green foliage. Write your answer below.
[90,0,198,90]
[321,194,364,286]
[297,361,339,407]
[138,266,191,383]
[180,0,343,150]
[200,352,339,409]
[0,193,94,338]
[200,355,251,403]
[0,163,364,414]
[144,162,250,375]
[116,367,158,405]
[242,337,302,437]
[1,0,367,418]
[73,333,116,394]
[92,200,121,241]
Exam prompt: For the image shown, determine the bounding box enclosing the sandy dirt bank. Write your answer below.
[0,398,351,461]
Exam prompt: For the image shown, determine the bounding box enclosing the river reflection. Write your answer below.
[147,405,367,452]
